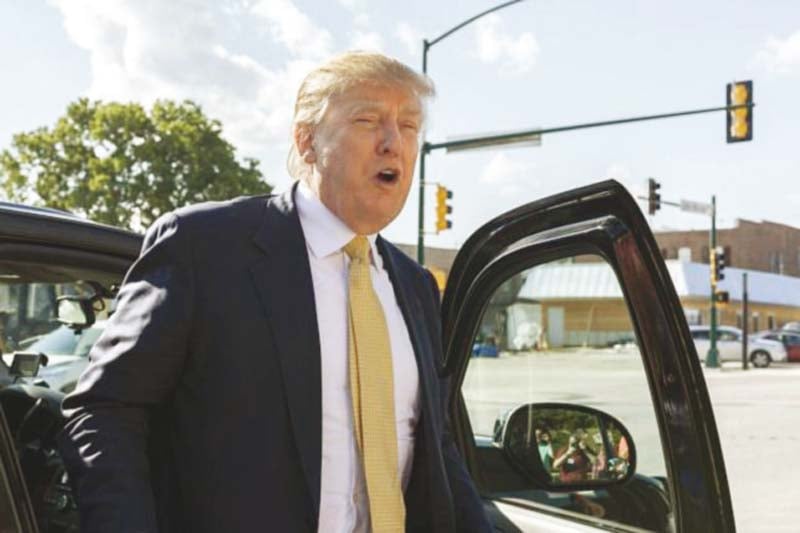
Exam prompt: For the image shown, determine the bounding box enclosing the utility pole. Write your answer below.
[742,272,749,370]
[707,196,720,368]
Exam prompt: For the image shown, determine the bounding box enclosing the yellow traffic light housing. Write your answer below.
[435,185,453,233]
[709,247,717,285]
[727,80,753,143]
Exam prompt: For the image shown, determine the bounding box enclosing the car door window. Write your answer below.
[462,254,673,531]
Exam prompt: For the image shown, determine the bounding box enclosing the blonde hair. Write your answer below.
[287,51,435,181]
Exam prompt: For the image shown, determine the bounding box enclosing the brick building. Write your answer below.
[655,219,800,278]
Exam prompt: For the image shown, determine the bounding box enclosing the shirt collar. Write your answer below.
[295,180,381,268]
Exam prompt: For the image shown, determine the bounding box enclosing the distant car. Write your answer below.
[1,321,106,393]
[689,325,787,368]
[781,322,800,333]
[752,330,800,363]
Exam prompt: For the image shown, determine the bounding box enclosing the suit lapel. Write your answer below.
[376,238,442,436]
[378,239,457,532]
[249,184,322,516]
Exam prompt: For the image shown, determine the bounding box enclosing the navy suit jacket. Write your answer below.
[60,185,492,532]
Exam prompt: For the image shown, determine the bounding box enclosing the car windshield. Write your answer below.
[25,324,105,358]
[0,260,119,359]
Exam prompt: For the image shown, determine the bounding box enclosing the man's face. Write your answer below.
[306,83,422,235]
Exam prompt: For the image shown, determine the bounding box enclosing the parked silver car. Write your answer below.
[689,325,787,367]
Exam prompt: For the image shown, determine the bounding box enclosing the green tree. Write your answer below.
[0,98,271,230]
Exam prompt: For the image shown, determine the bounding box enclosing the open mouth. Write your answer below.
[376,169,400,184]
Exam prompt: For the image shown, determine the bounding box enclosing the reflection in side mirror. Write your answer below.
[57,296,95,329]
[496,402,636,491]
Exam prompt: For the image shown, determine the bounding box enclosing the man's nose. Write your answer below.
[378,122,402,155]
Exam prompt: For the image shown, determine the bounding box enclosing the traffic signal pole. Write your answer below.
[707,195,720,368]
[416,0,525,265]
[742,272,749,370]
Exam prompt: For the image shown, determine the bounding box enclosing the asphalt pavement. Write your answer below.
[461,349,800,532]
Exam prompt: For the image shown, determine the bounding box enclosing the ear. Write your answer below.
[294,124,316,164]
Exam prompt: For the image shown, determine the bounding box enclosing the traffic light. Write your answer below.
[709,247,717,284]
[715,248,726,282]
[715,290,730,304]
[435,185,453,233]
[727,80,753,143]
[647,178,661,215]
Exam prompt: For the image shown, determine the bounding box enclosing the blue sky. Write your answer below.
[2,0,798,248]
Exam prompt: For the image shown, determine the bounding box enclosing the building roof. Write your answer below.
[517,260,800,307]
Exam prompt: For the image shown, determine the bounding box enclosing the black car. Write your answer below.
[0,181,735,532]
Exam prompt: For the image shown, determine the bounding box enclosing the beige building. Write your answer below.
[511,260,800,348]
[393,242,800,347]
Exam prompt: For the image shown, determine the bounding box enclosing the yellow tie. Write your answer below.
[344,236,406,532]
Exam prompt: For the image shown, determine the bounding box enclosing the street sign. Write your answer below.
[680,199,713,215]
[444,130,542,153]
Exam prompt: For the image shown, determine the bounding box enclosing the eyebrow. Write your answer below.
[347,100,422,118]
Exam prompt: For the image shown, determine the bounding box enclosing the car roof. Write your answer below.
[0,201,84,219]
[0,201,142,260]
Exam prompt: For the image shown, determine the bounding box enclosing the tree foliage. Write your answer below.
[0,98,271,230]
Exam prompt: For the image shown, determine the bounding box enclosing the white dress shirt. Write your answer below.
[295,182,421,533]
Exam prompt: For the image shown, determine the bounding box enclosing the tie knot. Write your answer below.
[344,235,370,262]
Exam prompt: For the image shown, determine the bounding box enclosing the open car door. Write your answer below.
[0,204,141,532]
[442,180,735,532]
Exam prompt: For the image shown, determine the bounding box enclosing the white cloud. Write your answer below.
[353,13,370,28]
[251,0,333,60]
[474,14,539,76]
[479,152,537,196]
[350,30,384,52]
[755,30,800,74]
[337,0,367,11]
[602,163,632,182]
[396,21,423,57]
[47,0,328,176]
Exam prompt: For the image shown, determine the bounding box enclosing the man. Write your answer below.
[553,429,597,483]
[60,51,492,532]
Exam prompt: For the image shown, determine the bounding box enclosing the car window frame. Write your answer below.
[0,404,38,532]
[441,180,735,532]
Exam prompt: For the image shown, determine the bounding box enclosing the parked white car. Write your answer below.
[689,325,787,367]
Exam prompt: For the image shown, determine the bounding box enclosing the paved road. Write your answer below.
[703,363,800,533]
[461,350,800,532]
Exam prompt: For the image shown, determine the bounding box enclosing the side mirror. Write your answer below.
[494,402,636,491]
[57,296,95,329]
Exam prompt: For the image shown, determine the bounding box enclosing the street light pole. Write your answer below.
[707,195,720,368]
[418,40,430,263]
[416,0,526,264]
